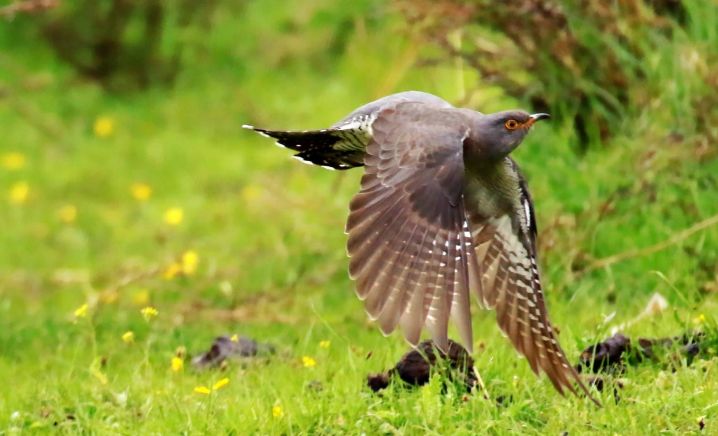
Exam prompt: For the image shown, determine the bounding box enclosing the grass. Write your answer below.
[1,0,718,433]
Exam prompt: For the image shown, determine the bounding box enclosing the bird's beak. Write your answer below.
[530,113,551,121]
[525,113,550,128]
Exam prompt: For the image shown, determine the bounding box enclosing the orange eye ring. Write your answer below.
[504,119,520,130]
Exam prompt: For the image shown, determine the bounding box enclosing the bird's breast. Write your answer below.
[464,161,521,219]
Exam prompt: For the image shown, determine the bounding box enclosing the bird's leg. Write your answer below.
[472,365,491,401]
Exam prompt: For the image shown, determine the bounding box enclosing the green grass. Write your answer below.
[1,1,718,434]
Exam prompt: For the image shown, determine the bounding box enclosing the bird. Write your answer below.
[244,91,598,404]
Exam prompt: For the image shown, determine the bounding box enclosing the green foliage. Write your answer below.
[38,0,220,91]
[0,0,717,433]
[398,0,718,148]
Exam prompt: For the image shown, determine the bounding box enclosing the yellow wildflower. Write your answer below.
[302,356,316,368]
[241,184,262,202]
[1,152,25,170]
[121,331,135,344]
[319,340,331,349]
[163,207,184,226]
[141,306,158,321]
[194,386,211,395]
[694,314,706,325]
[132,289,150,306]
[74,303,88,319]
[181,250,199,275]
[130,183,152,201]
[171,356,184,373]
[57,204,77,224]
[93,116,115,138]
[8,181,29,204]
[163,262,182,280]
[230,334,239,342]
[272,404,284,419]
[212,378,229,390]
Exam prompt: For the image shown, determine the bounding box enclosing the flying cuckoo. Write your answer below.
[244,91,596,403]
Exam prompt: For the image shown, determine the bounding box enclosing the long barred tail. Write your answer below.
[243,125,366,170]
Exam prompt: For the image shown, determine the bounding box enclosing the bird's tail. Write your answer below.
[243,125,365,170]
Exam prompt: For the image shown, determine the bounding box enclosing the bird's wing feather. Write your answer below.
[346,101,473,351]
[464,166,598,404]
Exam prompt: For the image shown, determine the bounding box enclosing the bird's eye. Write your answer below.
[504,119,520,130]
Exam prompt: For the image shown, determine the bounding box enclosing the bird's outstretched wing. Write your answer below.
[346,101,473,352]
[464,160,598,404]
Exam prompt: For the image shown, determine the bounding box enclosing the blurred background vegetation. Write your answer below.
[1,0,718,433]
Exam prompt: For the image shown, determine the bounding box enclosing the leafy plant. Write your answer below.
[40,0,221,91]
[397,0,703,148]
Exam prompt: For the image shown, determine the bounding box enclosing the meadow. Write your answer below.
[1,0,718,433]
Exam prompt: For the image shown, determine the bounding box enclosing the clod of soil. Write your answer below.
[576,331,708,374]
[576,333,632,373]
[192,335,275,368]
[367,339,477,392]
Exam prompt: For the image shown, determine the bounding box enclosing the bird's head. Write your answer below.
[467,110,550,160]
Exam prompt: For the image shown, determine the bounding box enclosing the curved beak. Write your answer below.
[524,113,550,129]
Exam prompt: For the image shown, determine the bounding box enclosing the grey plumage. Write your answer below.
[244,91,597,405]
